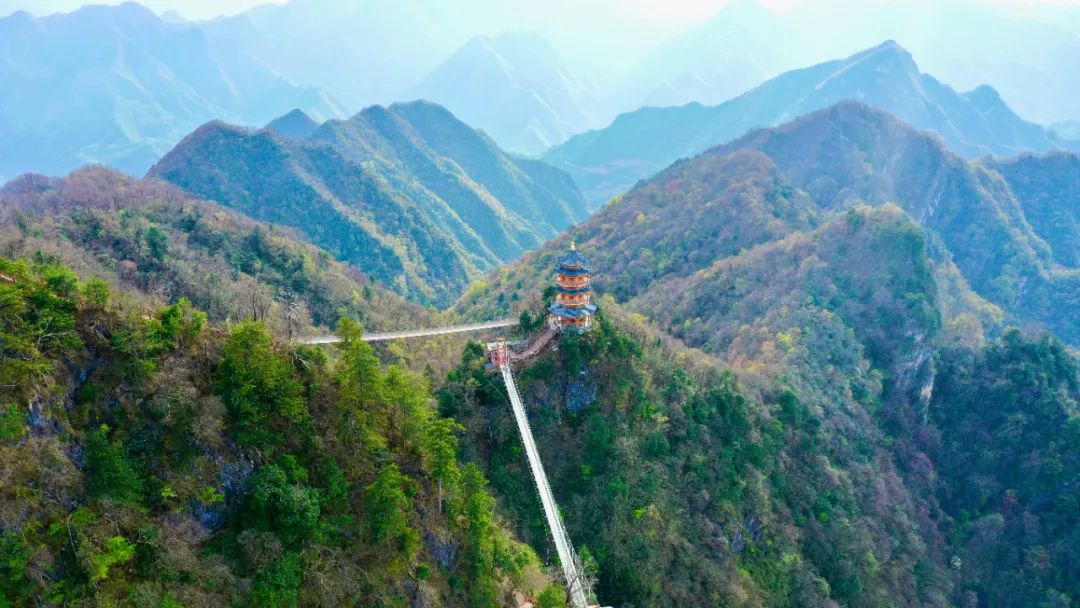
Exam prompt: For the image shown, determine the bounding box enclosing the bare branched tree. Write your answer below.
[275,288,299,341]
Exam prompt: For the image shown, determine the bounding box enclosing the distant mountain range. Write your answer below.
[546,41,1078,204]
[1053,121,1080,141]
[483,102,1080,347]
[0,2,346,182]
[150,101,588,306]
[265,109,321,140]
[202,0,460,109]
[5,1,1080,185]
[407,32,602,155]
[0,3,604,181]
[607,0,789,112]
[608,0,1080,127]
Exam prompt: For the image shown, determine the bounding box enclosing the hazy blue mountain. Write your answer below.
[883,0,1080,127]
[1052,121,1080,141]
[546,41,1071,204]
[407,32,602,154]
[205,0,460,109]
[159,9,187,23]
[608,0,789,113]
[265,109,320,140]
[613,0,1080,127]
[149,101,588,305]
[0,2,345,182]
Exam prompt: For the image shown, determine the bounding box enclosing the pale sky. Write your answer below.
[0,0,283,19]
[4,0,1077,22]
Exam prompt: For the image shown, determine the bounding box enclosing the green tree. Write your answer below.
[384,364,431,448]
[243,463,321,548]
[0,405,25,442]
[364,464,418,559]
[537,585,568,608]
[147,298,205,354]
[460,463,501,606]
[84,424,143,503]
[216,322,309,456]
[143,226,168,262]
[0,259,81,399]
[335,318,385,406]
[88,536,136,582]
[422,417,464,512]
[247,552,303,608]
[0,532,34,606]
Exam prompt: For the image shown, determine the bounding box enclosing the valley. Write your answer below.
[2,1,1080,606]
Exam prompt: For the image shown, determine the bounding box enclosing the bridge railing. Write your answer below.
[499,363,590,608]
[299,318,518,345]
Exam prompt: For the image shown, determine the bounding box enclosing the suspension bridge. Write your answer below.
[299,317,519,344]
[303,243,606,606]
[301,319,599,608]
[490,338,592,608]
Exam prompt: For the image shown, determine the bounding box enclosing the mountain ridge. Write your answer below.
[0,2,346,182]
[266,109,320,140]
[150,100,589,306]
[545,40,1072,205]
[406,31,602,154]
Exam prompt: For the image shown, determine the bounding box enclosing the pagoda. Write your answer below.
[548,242,597,331]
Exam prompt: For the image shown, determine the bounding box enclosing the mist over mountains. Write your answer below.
[0,2,345,181]
[546,41,1076,204]
[407,32,603,155]
[3,1,1080,606]
[4,0,1080,183]
[608,0,1080,126]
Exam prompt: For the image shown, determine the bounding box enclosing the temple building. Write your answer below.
[548,242,598,331]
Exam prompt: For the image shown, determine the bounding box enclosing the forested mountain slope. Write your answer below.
[448,264,1078,606]
[545,41,1072,205]
[0,255,570,606]
[0,167,426,335]
[984,153,1080,268]
[150,101,588,306]
[494,103,1075,345]
[443,102,1080,605]
[449,208,952,606]
[709,103,1079,343]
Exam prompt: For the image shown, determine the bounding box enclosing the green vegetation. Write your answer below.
[148,101,588,306]
[450,140,1080,605]
[444,301,1080,606]
[4,101,1080,607]
[0,256,549,606]
[924,330,1080,604]
[444,310,903,606]
[0,166,426,334]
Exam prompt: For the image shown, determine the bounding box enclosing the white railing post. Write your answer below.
[500,364,589,608]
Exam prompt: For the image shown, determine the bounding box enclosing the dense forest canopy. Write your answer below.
[0,256,565,607]
[450,104,1080,607]
[2,98,1079,607]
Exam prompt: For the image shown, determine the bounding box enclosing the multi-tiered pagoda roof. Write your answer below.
[548,242,597,330]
